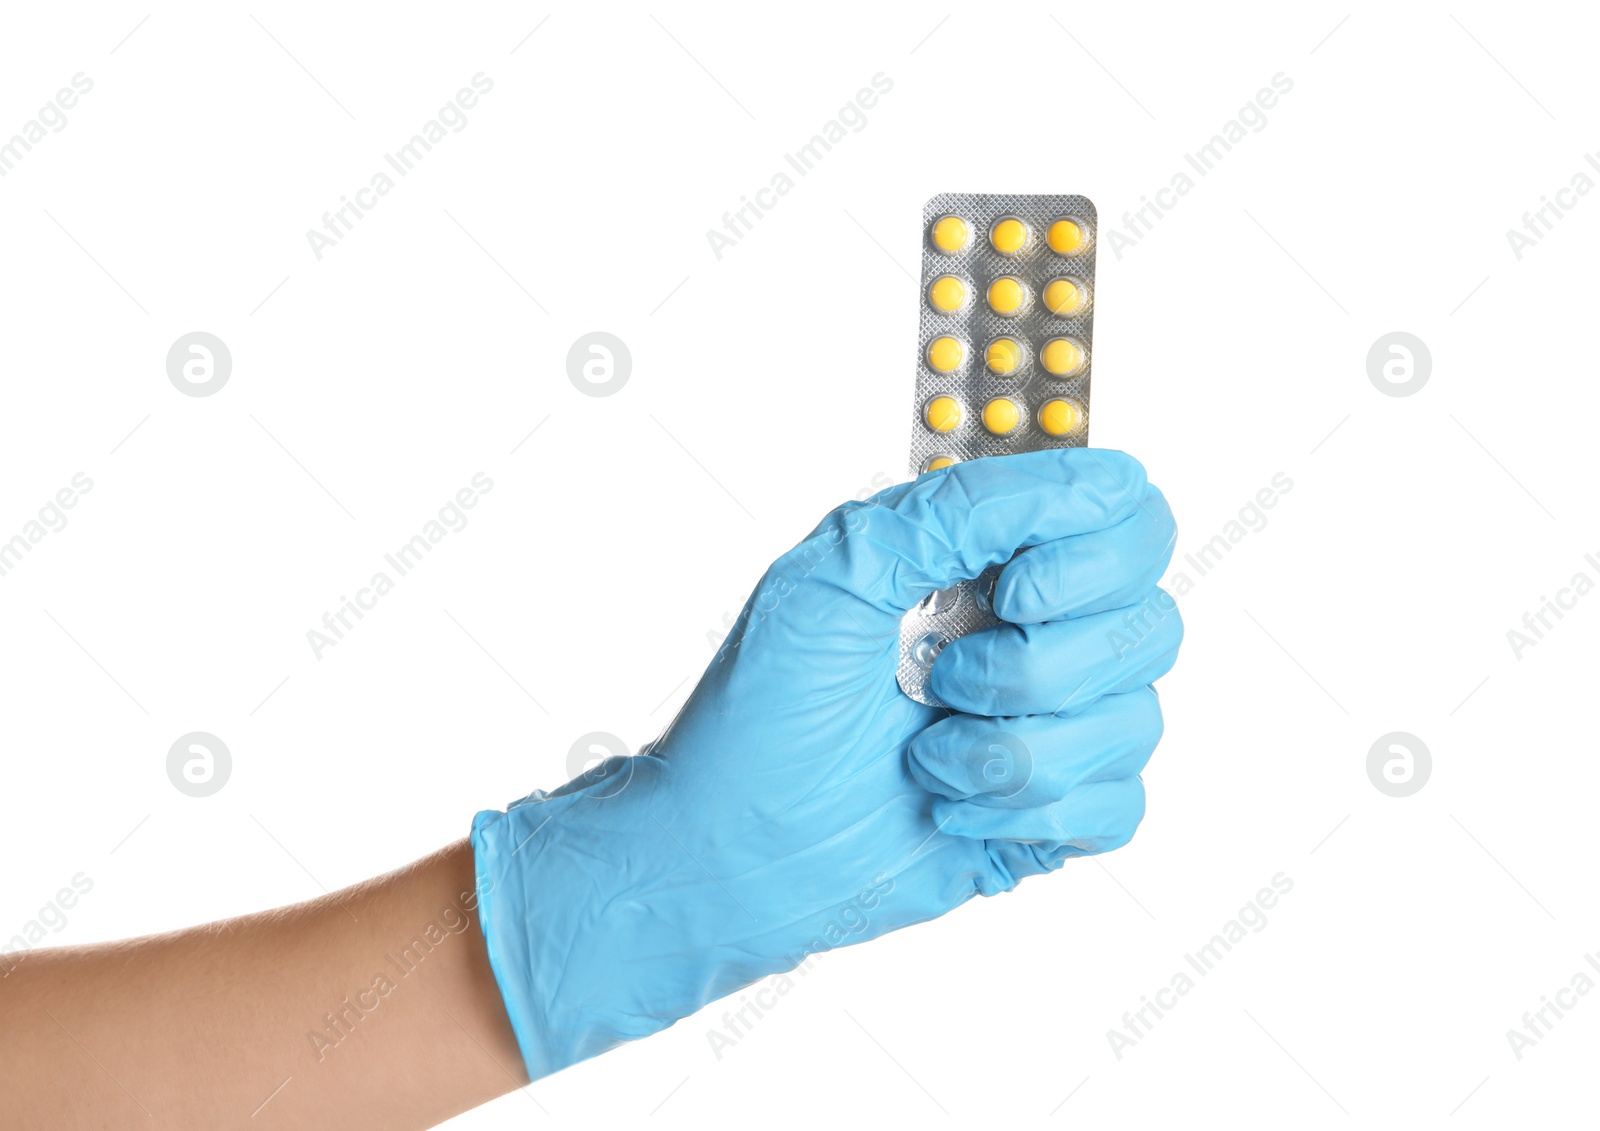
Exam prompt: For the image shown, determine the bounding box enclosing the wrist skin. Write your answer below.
[0,839,529,1130]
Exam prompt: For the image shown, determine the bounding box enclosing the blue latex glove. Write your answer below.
[472,447,1182,1080]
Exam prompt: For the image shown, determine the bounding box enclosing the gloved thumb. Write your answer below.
[762,447,1153,628]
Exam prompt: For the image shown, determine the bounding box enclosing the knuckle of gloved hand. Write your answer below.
[1128,686,1166,754]
[1105,778,1148,850]
[1144,684,1167,736]
[1144,481,1176,527]
[1158,587,1184,637]
[1132,707,1171,771]
[907,727,974,799]
[1065,779,1146,855]
[1107,587,1183,663]
[932,628,1015,710]
[993,556,1054,622]
[1008,622,1056,687]
[1081,450,1149,512]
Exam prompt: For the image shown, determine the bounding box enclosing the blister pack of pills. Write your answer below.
[897,192,1098,707]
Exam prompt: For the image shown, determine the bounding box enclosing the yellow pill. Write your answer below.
[924,396,962,433]
[985,337,1023,375]
[931,215,969,252]
[990,217,1029,254]
[1047,219,1085,254]
[986,276,1025,316]
[1043,278,1084,317]
[1040,337,1085,377]
[982,397,1022,435]
[928,275,967,312]
[1038,398,1082,436]
[924,455,956,472]
[926,336,964,373]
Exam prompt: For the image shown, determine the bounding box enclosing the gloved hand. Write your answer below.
[472,447,1182,1080]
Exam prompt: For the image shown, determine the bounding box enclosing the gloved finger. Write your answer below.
[926,839,1105,895]
[993,488,1177,624]
[907,688,1161,807]
[933,776,1145,851]
[770,448,1153,620]
[930,589,1182,716]
[986,839,1076,886]
[988,839,1138,887]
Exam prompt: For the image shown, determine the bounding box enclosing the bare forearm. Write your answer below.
[0,839,525,1130]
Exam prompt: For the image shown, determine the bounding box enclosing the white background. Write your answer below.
[2,1,1596,1126]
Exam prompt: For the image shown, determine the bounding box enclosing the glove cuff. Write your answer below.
[471,807,563,1081]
